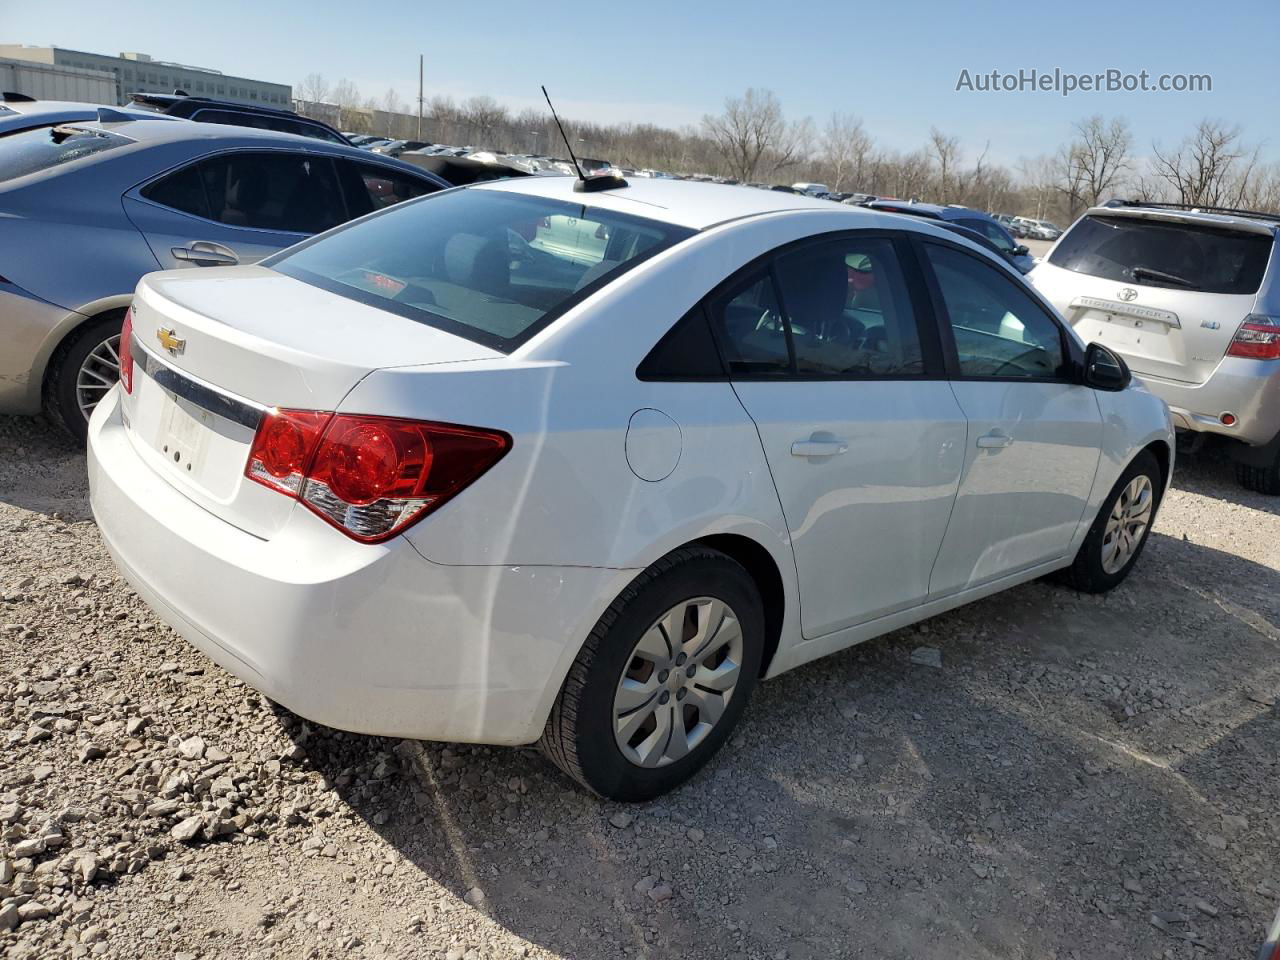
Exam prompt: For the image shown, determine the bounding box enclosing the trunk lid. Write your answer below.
[1029,211,1275,385]
[123,265,501,539]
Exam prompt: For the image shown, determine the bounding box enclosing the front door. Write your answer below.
[920,241,1102,597]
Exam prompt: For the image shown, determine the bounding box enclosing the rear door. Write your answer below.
[714,232,966,638]
[920,240,1102,596]
[1030,213,1274,383]
[123,149,350,270]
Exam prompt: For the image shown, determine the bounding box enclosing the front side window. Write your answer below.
[1047,214,1272,295]
[268,189,693,351]
[197,152,346,234]
[0,125,131,183]
[958,218,1016,253]
[925,243,1066,379]
[774,236,923,376]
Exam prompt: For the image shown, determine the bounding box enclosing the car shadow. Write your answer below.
[293,530,1280,959]
[0,415,92,520]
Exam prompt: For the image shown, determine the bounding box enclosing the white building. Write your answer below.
[0,45,291,107]
[0,56,116,103]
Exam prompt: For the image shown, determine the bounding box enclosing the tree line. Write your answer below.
[296,74,1280,221]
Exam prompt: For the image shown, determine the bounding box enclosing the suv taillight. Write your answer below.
[245,410,510,542]
[1227,315,1280,360]
[119,308,135,394]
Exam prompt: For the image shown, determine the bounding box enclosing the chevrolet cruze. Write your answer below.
[88,176,1173,800]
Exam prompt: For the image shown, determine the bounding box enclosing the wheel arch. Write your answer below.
[689,532,786,677]
[37,297,132,397]
[1141,438,1172,496]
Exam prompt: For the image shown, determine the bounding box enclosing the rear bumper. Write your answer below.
[87,387,636,745]
[1137,358,1280,447]
[0,282,83,415]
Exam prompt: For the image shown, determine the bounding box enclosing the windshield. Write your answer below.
[1048,214,1273,294]
[0,124,131,183]
[268,188,694,351]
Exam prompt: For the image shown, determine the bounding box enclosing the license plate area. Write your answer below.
[127,359,259,503]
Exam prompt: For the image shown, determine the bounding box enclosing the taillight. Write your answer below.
[1227,314,1280,360]
[245,410,510,542]
[119,308,135,394]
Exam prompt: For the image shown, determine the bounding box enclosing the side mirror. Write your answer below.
[1014,244,1029,257]
[1083,342,1131,391]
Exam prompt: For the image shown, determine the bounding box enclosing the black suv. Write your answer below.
[127,92,349,145]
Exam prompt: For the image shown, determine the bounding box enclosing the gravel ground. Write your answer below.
[2,412,1279,960]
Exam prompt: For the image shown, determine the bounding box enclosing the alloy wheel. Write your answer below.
[1101,474,1153,574]
[76,333,121,422]
[612,597,744,768]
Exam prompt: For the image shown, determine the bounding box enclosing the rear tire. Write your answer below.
[42,313,125,444]
[540,547,764,801]
[1236,457,1280,495]
[1062,450,1162,594]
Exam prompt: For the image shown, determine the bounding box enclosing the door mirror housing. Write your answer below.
[1083,342,1131,391]
[1014,244,1030,257]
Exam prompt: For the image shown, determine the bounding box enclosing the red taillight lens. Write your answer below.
[1227,315,1280,360]
[119,308,135,394]
[245,411,509,542]
[245,410,331,496]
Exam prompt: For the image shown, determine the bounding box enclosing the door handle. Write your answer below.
[791,439,848,458]
[976,431,1014,449]
[171,242,239,267]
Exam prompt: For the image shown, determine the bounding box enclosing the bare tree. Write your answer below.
[331,79,367,133]
[1071,115,1132,206]
[461,96,508,146]
[297,73,330,104]
[702,88,809,182]
[1150,119,1260,208]
[928,128,961,202]
[821,113,873,191]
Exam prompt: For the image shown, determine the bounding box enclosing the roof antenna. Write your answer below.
[541,85,627,193]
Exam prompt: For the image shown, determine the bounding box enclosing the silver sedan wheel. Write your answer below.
[612,596,744,768]
[1101,474,1154,574]
[76,334,121,422]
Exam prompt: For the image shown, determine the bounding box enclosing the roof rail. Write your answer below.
[1102,198,1280,223]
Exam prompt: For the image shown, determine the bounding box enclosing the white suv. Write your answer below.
[1030,201,1280,493]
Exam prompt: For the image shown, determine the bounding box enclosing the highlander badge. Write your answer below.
[1118,288,1138,302]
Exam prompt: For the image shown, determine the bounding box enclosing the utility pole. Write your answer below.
[416,54,424,141]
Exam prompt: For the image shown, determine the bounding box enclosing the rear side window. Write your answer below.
[708,272,791,375]
[0,125,130,183]
[140,163,209,219]
[1048,214,1273,295]
[268,188,693,351]
[198,152,346,234]
[774,237,924,376]
[957,218,1015,252]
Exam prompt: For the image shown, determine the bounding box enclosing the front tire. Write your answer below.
[1236,454,1280,495]
[43,313,125,443]
[540,547,764,801]
[1063,450,1162,594]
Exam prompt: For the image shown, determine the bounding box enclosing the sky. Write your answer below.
[5,0,1278,168]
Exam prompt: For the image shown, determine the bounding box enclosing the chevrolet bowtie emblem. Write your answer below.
[156,327,186,355]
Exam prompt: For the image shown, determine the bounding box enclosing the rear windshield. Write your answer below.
[268,188,694,351]
[0,125,130,183]
[1048,214,1274,295]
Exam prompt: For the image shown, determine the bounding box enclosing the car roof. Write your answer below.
[0,100,160,132]
[470,174,859,230]
[868,200,997,223]
[53,115,398,155]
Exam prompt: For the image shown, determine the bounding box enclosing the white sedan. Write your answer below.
[88,175,1173,801]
